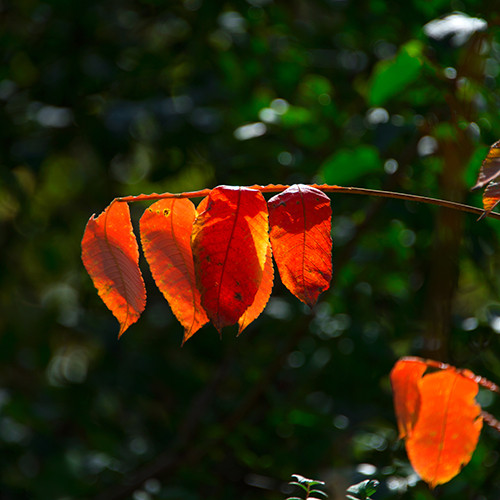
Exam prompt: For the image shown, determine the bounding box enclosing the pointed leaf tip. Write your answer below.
[405,368,482,488]
[191,186,270,331]
[140,198,208,343]
[268,184,332,307]
[81,201,146,336]
[238,243,274,334]
[479,182,500,220]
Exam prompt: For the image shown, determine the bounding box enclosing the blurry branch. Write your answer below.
[93,319,309,500]
[422,29,487,359]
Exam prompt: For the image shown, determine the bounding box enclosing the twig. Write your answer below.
[117,184,500,221]
[481,411,500,432]
[400,356,500,393]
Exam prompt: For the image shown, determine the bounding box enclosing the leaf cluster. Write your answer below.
[82,184,333,340]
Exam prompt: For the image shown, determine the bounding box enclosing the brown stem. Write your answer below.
[117,184,499,221]
[400,356,500,393]
[481,411,500,433]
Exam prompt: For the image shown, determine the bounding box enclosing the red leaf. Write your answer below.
[140,198,208,343]
[238,243,274,334]
[472,140,500,190]
[390,358,427,439]
[191,186,269,331]
[81,201,146,336]
[405,369,483,488]
[268,184,332,307]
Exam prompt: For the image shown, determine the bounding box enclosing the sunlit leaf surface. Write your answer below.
[191,186,269,331]
[390,358,427,439]
[406,369,482,488]
[238,244,274,334]
[140,198,208,343]
[268,184,332,307]
[81,201,146,336]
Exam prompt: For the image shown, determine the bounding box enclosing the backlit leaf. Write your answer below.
[196,195,209,213]
[268,184,332,307]
[140,198,208,343]
[81,201,146,336]
[405,369,483,488]
[472,140,500,190]
[390,357,427,439]
[479,182,500,220]
[191,186,269,331]
[238,243,274,334]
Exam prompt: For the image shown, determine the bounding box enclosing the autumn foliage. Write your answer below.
[82,142,500,490]
[140,198,208,342]
[390,358,490,488]
[81,201,146,337]
[82,184,332,341]
[473,140,500,219]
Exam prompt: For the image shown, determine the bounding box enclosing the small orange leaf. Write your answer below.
[191,186,269,331]
[81,201,146,336]
[238,243,274,334]
[405,369,483,488]
[390,358,427,439]
[472,140,500,190]
[268,184,332,307]
[140,198,209,343]
[479,182,500,220]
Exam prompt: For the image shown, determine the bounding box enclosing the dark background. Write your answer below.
[2,1,500,499]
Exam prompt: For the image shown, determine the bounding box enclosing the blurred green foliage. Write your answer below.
[2,1,500,500]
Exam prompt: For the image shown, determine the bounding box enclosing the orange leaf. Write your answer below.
[479,181,500,219]
[472,140,500,190]
[140,198,208,343]
[268,184,332,307]
[81,201,146,337]
[196,196,209,213]
[191,186,269,331]
[238,243,274,334]
[390,358,427,439]
[405,369,483,488]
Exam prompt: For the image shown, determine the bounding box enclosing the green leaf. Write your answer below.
[306,481,325,487]
[289,482,309,492]
[368,40,423,106]
[465,145,490,187]
[309,488,328,497]
[291,474,309,483]
[365,480,379,496]
[346,479,380,500]
[321,145,382,185]
[281,106,313,127]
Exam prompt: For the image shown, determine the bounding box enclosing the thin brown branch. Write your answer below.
[481,411,500,433]
[400,356,500,393]
[117,184,500,221]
